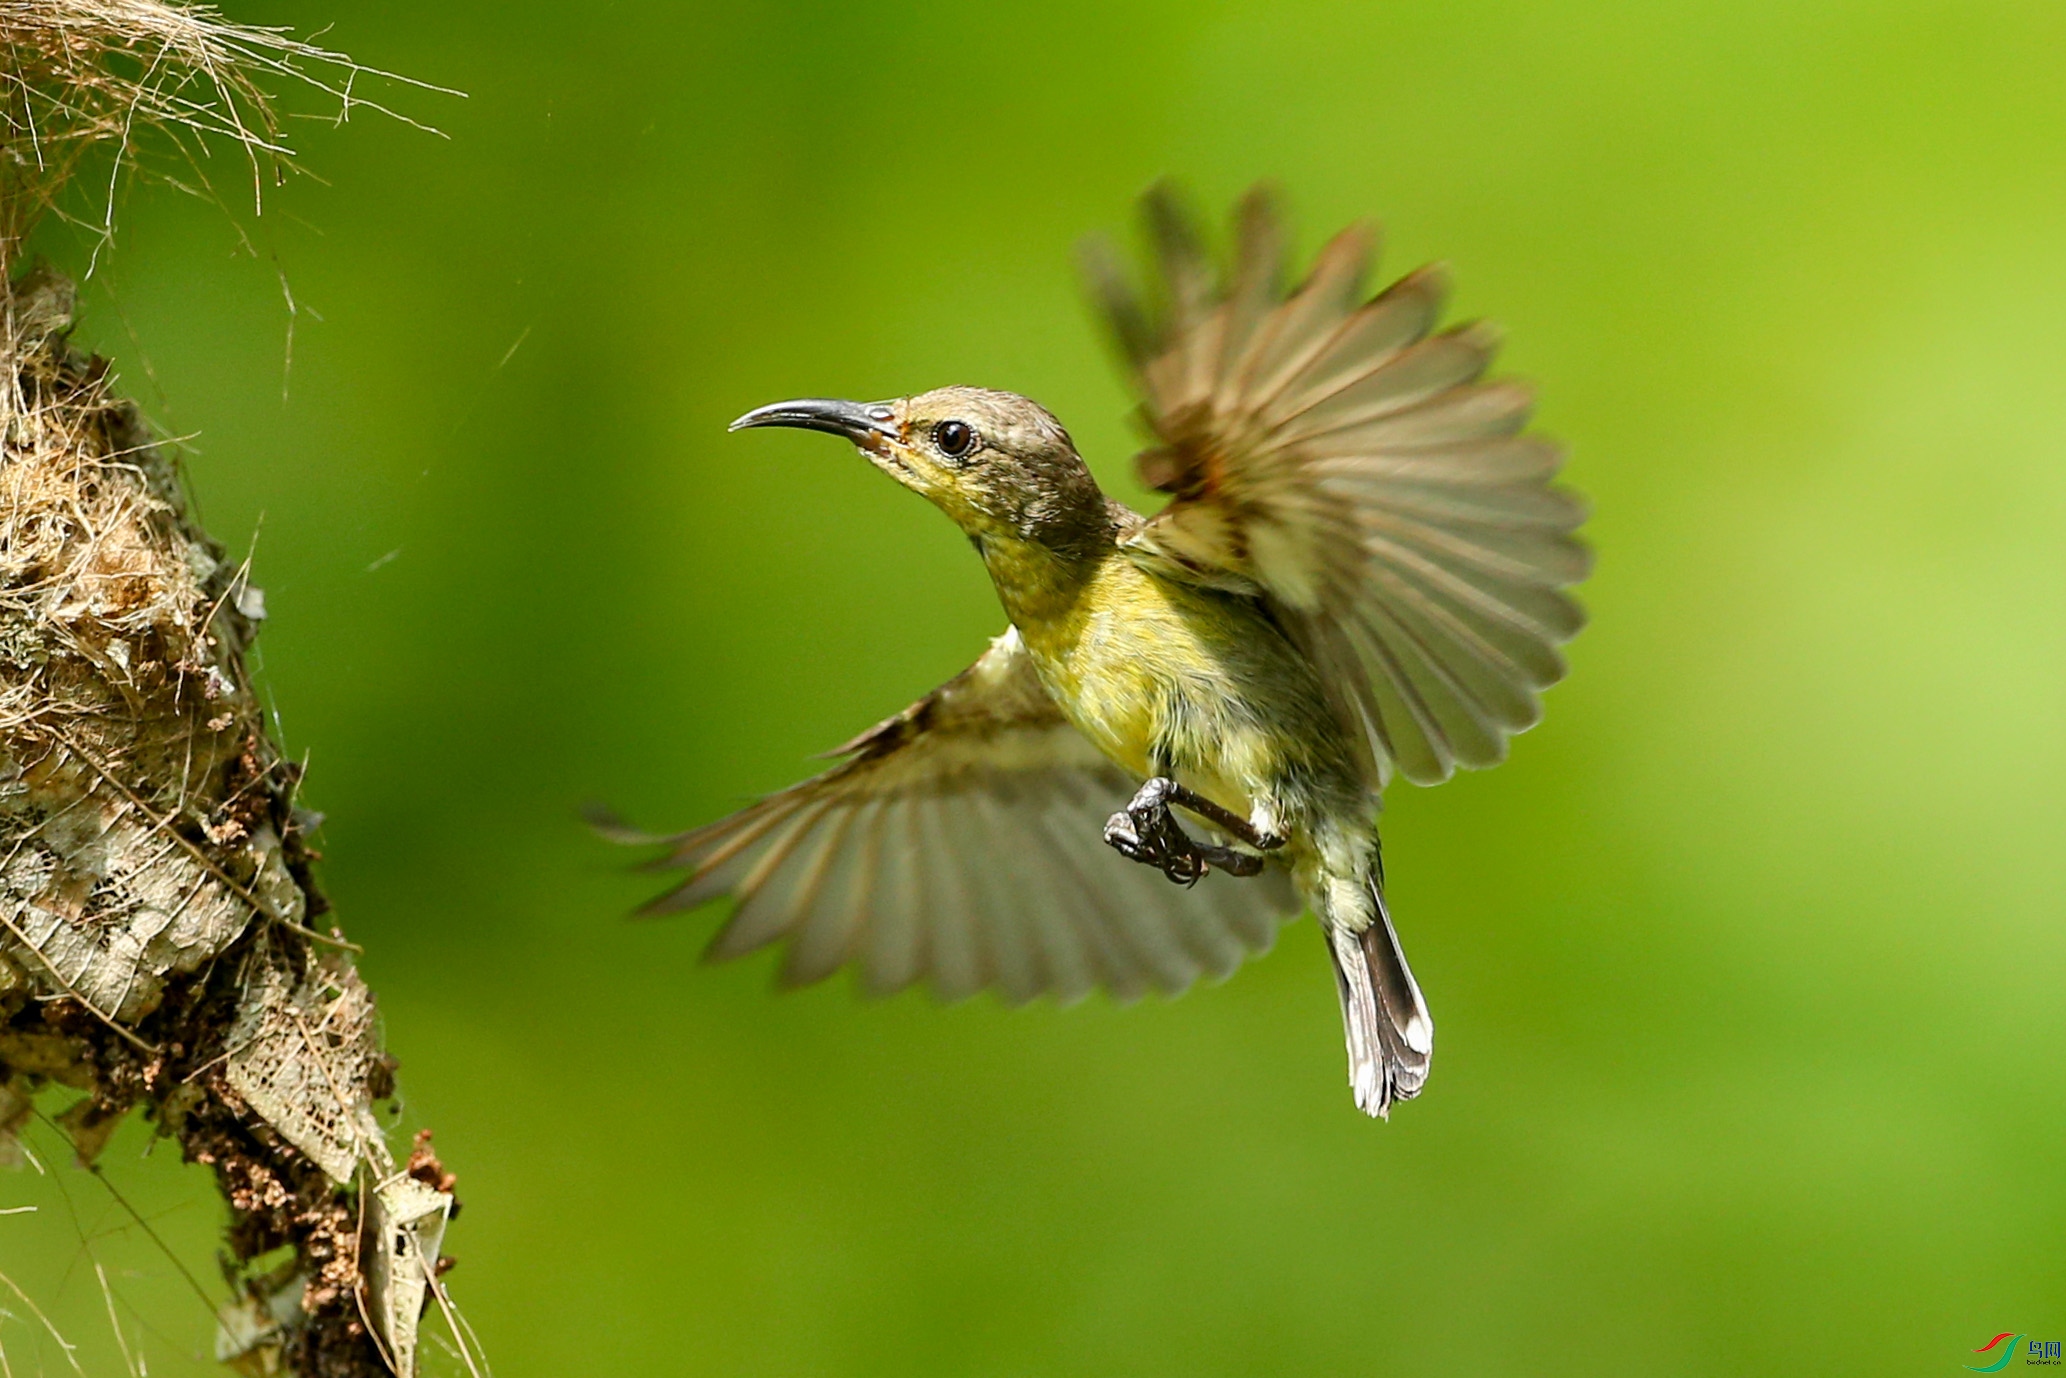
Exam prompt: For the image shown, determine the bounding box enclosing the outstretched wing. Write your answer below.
[622,629,1300,1003]
[1082,184,1591,786]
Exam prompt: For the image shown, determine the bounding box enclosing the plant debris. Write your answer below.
[0,5,468,1374]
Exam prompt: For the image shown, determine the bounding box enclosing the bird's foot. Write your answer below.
[1102,799,1212,885]
[1102,778,1281,886]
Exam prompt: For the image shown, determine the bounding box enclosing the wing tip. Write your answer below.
[1078,231,1158,370]
[1232,178,1287,231]
[1138,176,1214,249]
[634,885,704,920]
[582,800,662,846]
[1446,317,1507,358]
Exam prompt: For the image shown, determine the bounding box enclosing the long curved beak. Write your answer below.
[728,398,897,450]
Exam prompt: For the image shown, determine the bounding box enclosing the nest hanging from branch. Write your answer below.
[0,5,467,1375]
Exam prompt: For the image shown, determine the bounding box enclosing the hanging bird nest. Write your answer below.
[0,5,467,1375]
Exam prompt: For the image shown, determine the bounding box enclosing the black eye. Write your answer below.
[933,419,977,460]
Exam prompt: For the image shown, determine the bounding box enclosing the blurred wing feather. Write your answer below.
[636,628,1299,1001]
[1087,183,1591,785]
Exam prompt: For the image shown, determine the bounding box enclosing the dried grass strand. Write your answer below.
[0,0,456,269]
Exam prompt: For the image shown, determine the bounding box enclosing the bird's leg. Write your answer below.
[1102,777,1286,886]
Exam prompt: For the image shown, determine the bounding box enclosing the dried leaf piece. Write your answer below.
[0,1027,93,1085]
[53,1094,125,1165]
[215,1265,309,1376]
[222,951,382,1185]
[0,1074,32,1167]
[364,1172,454,1377]
[1,809,252,1022]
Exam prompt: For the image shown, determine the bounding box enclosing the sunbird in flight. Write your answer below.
[624,186,1588,1116]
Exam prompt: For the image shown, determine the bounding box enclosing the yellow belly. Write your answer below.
[1012,554,1291,821]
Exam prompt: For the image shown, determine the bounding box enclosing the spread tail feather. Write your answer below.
[1325,876,1433,1118]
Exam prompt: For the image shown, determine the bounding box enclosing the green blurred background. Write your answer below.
[7,0,2066,1372]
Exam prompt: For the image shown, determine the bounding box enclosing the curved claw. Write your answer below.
[1103,780,1267,886]
[1104,807,1201,884]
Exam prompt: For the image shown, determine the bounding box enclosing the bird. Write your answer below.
[614,185,1589,1117]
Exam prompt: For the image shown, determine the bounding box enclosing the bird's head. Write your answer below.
[730,386,1107,549]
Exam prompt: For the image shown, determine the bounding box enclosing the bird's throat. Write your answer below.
[976,530,1108,641]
